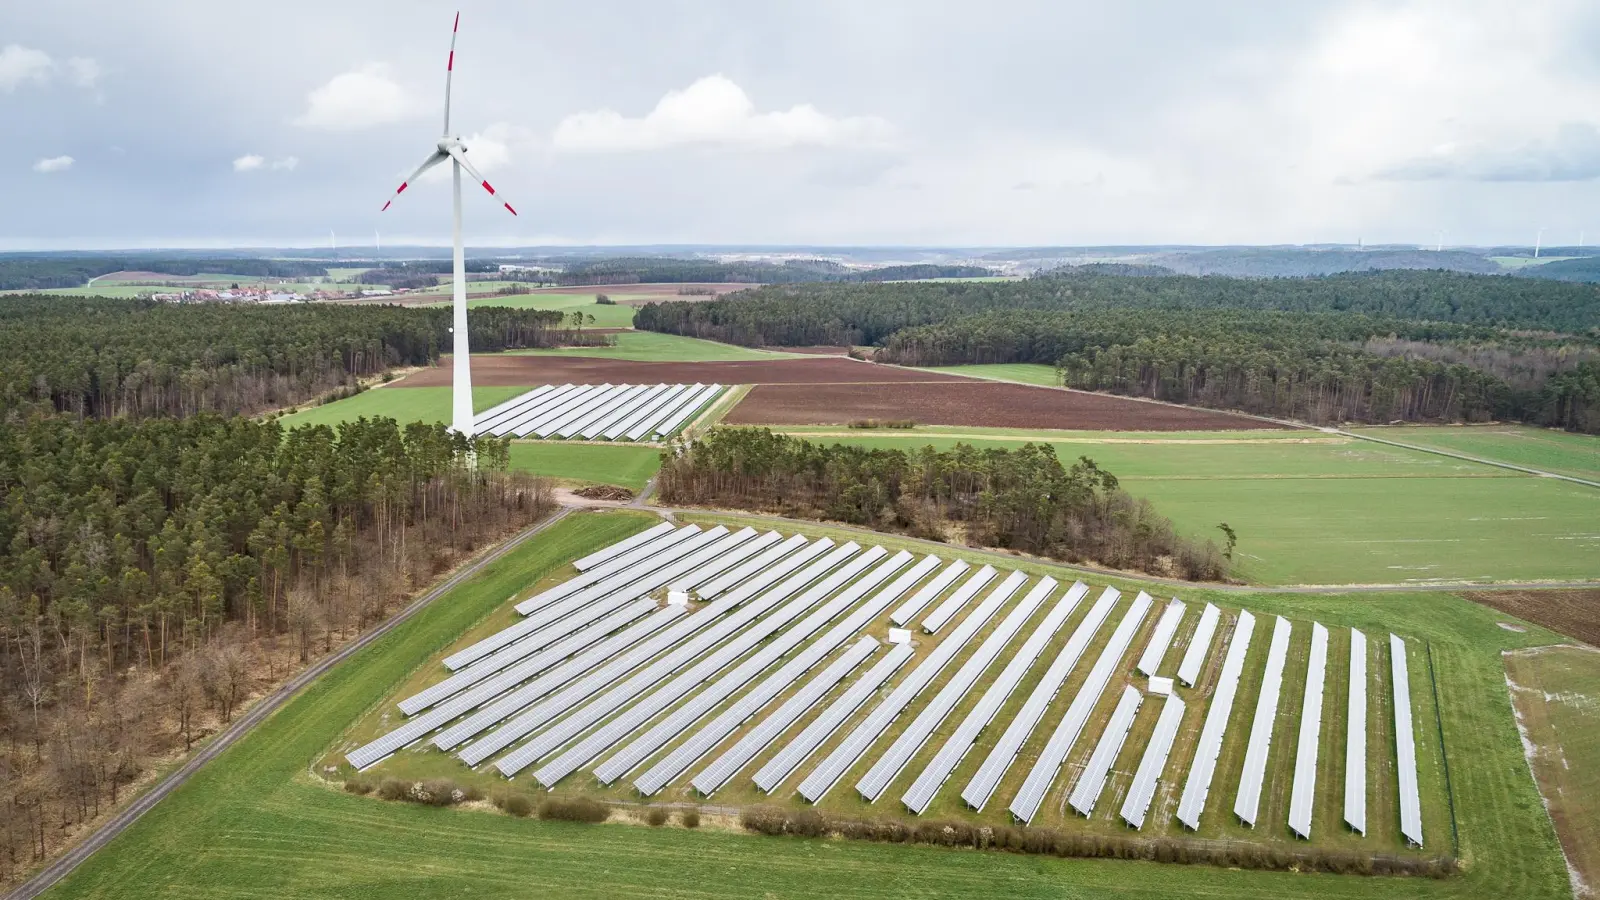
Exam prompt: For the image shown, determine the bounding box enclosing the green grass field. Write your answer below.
[1349,425,1599,483]
[503,331,800,362]
[758,428,1600,585]
[507,442,661,491]
[919,362,1062,386]
[42,511,1573,899]
[274,385,529,431]
[425,292,639,327]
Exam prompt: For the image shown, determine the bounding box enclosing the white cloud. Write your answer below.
[1374,123,1600,182]
[236,154,300,173]
[270,156,299,171]
[233,154,265,172]
[0,44,54,92]
[294,64,413,130]
[33,156,74,174]
[66,57,101,89]
[551,74,893,153]
[419,122,532,183]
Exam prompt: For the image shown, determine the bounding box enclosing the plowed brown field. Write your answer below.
[1466,588,1600,646]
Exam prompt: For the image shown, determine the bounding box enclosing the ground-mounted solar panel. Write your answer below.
[604,384,694,441]
[889,559,969,626]
[519,383,612,437]
[1391,633,1423,847]
[511,525,749,617]
[689,533,811,597]
[921,564,998,633]
[1137,598,1187,676]
[754,643,915,794]
[693,637,881,796]
[1177,602,1222,687]
[573,521,677,572]
[1288,622,1329,839]
[1120,692,1186,829]
[449,540,848,764]
[504,543,877,780]
[602,550,913,790]
[551,385,635,439]
[1008,590,1154,823]
[345,602,681,770]
[901,578,1079,815]
[1068,684,1144,817]
[856,571,1040,803]
[539,388,616,439]
[796,575,1018,803]
[645,384,726,439]
[474,385,557,431]
[1234,615,1292,827]
[1344,629,1368,835]
[578,385,664,439]
[959,582,1105,811]
[658,529,784,595]
[1176,610,1256,830]
[502,523,704,622]
[482,385,581,436]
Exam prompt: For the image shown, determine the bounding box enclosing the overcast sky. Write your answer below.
[4,0,1600,249]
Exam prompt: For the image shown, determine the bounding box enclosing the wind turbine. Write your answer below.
[380,11,518,437]
[1535,227,1545,259]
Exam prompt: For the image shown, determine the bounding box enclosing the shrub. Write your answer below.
[343,776,374,795]
[645,807,669,827]
[595,294,615,305]
[538,795,611,823]
[680,809,700,829]
[376,777,409,801]
[739,806,788,836]
[846,418,916,430]
[495,791,534,818]
[787,809,828,837]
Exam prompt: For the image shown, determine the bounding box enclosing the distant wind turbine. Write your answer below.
[379,11,518,437]
[1535,228,1545,258]
[1435,231,1445,252]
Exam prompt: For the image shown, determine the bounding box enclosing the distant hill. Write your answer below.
[1144,248,1500,277]
[1513,257,1600,283]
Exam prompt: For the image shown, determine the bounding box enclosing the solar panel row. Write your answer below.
[1177,602,1221,687]
[1344,629,1368,835]
[1176,610,1257,830]
[472,383,726,441]
[959,582,1107,811]
[1391,633,1424,847]
[1136,598,1187,676]
[510,525,750,617]
[1234,615,1292,827]
[693,637,882,796]
[1008,590,1154,823]
[572,521,676,572]
[498,524,705,623]
[689,533,811,597]
[921,564,998,633]
[889,559,969,626]
[1119,692,1186,829]
[901,578,1079,815]
[1288,622,1329,839]
[856,571,1039,802]
[796,573,1019,803]
[1067,684,1144,817]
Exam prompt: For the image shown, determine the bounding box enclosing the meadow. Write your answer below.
[426,291,639,327]
[503,330,801,362]
[919,362,1061,386]
[42,511,1575,899]
[1348,424,1600,483]
[761,427,1600,585]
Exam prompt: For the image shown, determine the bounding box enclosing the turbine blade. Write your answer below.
[446,146,518,217]
[379,151,448,211]
[443,11,460,135]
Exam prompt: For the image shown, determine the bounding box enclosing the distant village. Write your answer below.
[149,285,398,303]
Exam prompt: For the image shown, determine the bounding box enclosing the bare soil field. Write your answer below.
[766,345,851,355]
[396,355,972,387]
[1466,588,1600,646]
[725,381,1279,431]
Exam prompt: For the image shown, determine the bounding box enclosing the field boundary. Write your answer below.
[1339,430,1600,489]
[1426,642,1462,857]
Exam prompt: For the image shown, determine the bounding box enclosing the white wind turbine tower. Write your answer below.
[380,11,518,437]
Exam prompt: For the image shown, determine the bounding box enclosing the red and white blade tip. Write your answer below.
[453,11,460,32]
[504,203,517,216]
[481,180,496,196]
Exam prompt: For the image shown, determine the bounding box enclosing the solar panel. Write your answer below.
[1175,610,1256,830]
[535,384,620,438]
[1177,602,1221,687]
[533,546,894,787]
[856,571,1039,803]
[1136,598,1187,676]
[1288,622,1329,839]
[496,542,871,778]
[959,582,1106,811]
[519,383,611,437]
[1119,692,1186,829]
[1067,684,1144,817]
[501,523,703,622]
[1391,633,1423,847]
[578,385,663,439]
[1234,615,1292,827]
[605,384,694,441]
[796,574,1018,803]
[446,539,843,762]
[552,385,635,439]
[754,643,915,793]
[511,525,750,616]
[690,533,810,598]
[474,385,556,431]
[345,602,681,770]
[573,521,677,572]
[481,385,580,435]
[693,637,881,796]
[1008,590,1153,823]
[604,550,913,789]
[645,384,726,439]
[921,564,998,633]
[901,579,1079,815]
[889,559,969,626]
[1344,629,1368,835]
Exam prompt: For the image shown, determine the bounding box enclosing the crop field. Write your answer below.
[1504,646,1600,899]
[506,443,661,491]
[45,511,1574,899]
[1348,425,1600,483]
[759,427,1600,586]
[393,353,957,387]
[274,385,531,430]
[1463,588,1600,647]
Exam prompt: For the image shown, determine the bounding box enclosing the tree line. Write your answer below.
[0,257,334,291]
[657,428,1231,581]
[0,295,586,420]
[0,413,551,880]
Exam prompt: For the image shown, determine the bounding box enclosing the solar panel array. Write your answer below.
[921,564,997,633]
[1345,629,1368,835]
[1137,598,1187,676]
[572,521,675,571]
[1288,622,1329,839]
[1067,684,1144,817]
[1009,590,1153,823]
[1391,633,1424,847]
[1234,615,1292,827]
[1176,610,1256,830]
[1177,602,1221,687]
[890,560,968,626]
[473,383,726,441]
[1120,692,1186,829]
